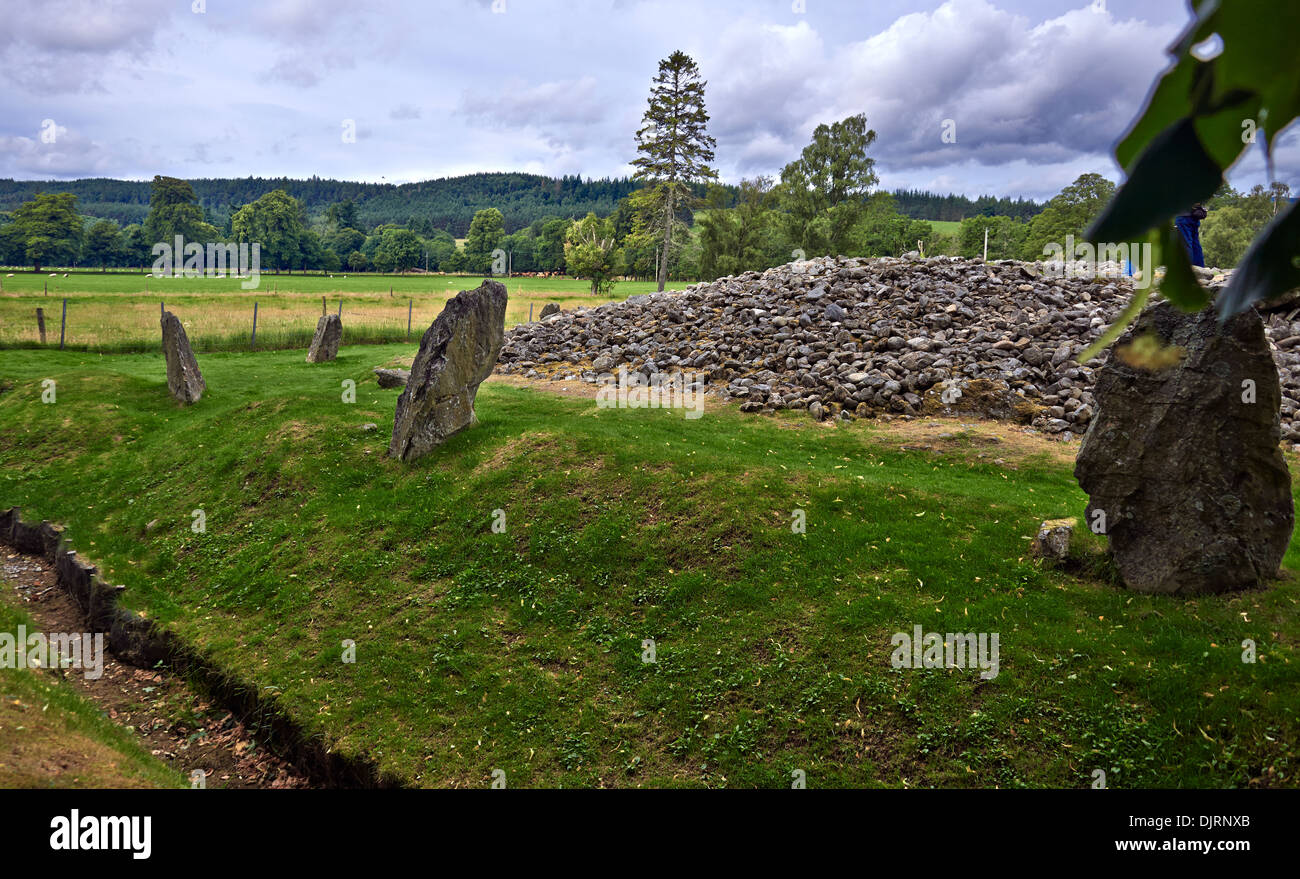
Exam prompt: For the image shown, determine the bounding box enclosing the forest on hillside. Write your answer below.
[0,173,1043,236]
[0,173,653,235]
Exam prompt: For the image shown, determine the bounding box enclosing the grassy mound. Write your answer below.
[0,345,1296,787]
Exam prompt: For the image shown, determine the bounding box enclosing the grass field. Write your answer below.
[0,271,681,353]
[928,220,962,236]
[0,345,1296,788]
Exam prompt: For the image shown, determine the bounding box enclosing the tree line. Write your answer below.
[0,173,646,236]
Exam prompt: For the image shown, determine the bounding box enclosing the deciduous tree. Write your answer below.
[564,212,622,296]
[778,114,879,258]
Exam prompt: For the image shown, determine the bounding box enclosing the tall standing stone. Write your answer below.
[1075,302,1293,594]
[389,281,508,461]
[160,310,206,404]
[307,314,342,362]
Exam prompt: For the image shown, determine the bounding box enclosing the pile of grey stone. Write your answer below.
[496,256,1300,440]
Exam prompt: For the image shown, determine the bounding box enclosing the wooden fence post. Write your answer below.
[407,299,413,341]
[251,301,258,350]
[59,298,67,350]
[36,307,45,344]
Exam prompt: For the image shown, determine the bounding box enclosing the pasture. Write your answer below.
[0,271,681,353]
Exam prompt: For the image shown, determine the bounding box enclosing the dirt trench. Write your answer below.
[2,549,308,789]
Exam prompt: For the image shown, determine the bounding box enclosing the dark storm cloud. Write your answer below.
[700,0,1179,197]
[839,1,1174,171]
[5,0,1283,201]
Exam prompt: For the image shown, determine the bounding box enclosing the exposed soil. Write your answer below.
[1,550,308,789]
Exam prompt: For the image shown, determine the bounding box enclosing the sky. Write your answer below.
[0,0,1294,202]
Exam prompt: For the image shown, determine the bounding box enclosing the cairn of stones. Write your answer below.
[496,256,1300,444]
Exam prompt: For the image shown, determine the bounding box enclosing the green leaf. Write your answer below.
[1079,284,1152,365]
[1087,118,1221,246]
[1205,0,1300,160]
[1116,54,1198,171]
[1217,199,1300,319]
[1154,222,1208,312]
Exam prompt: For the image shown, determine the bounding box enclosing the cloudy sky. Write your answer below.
[0,0,1293,201]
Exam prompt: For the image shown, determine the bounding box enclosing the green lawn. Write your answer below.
[0,345,1296,787]
[0,269,672,298]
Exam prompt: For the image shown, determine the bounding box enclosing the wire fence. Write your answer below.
[0,296,430,354]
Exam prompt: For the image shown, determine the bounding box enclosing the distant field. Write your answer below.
[928,220,962,236]
[0,271,682,353]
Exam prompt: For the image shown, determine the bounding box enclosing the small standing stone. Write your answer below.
[307,314,342,362]
[161,311,205,404]
[1075,302,1294,594]
[1030,518,1075,562]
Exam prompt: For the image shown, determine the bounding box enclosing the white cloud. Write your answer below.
[0,127,119,177]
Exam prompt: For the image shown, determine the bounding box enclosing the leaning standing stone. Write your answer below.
[1074,301,1294,594]
[388,281,508,461]
[160,310,205,404]
[307,314,342,362]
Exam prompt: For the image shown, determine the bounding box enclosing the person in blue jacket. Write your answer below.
[1174,203,1208,267]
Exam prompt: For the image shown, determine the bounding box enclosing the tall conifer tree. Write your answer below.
[632,51,717,291]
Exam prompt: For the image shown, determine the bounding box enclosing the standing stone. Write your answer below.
[1075,302,1293,594]
[307,314,342,362]
[539,303,560,319]
[161,311,205,404]
[389,281,508,461]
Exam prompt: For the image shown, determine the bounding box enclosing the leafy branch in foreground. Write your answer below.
[1085,0,1300,337]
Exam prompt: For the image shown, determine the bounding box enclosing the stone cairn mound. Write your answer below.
[496,256,1300,442]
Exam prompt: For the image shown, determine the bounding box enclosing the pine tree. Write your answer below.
[631,50,717,291]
